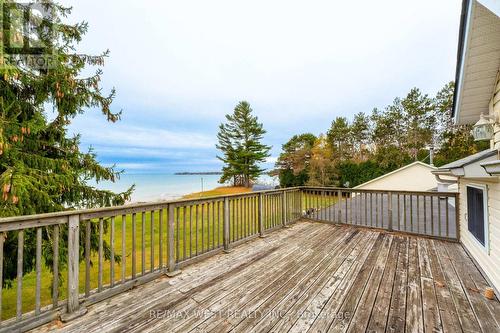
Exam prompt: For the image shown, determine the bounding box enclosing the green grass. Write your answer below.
[3,191,303,320]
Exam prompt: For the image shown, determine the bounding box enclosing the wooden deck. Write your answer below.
[32,221,500,333]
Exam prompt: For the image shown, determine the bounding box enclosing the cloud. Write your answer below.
[60,0,461,173]
[72,118,215,149]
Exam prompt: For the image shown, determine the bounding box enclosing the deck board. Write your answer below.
[31,220,500,333]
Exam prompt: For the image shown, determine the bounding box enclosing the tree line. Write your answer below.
[275,82,489,188]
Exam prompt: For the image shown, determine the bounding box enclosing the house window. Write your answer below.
[466,185,488,248]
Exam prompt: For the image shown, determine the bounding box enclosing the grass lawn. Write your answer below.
[183,186,251,199]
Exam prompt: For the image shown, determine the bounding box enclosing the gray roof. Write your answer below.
[438,149,497,169]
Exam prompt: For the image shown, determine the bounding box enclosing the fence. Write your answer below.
[0,186,458,332]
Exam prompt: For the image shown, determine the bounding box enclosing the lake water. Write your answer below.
[97,173,278,202]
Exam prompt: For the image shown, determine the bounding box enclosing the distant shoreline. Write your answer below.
[174,172,222,175]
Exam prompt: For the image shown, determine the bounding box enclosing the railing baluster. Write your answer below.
[431,196,434,236]
[122,214,126,283]
[363,192,368,227]
[183,207,187,260]
[258,193,264,237]
[35,227,42,315]
[438,196,442,237]
[213,201,216,248]
[446,197,450,238]
[85,221,91,296]
[403,195,407,231]
[201,203,205,250]
[110,216,115,287]
[98,218,103,291]
[217,201,221,246]
[388,192,393,231]
[132,213,136,279]
[397,194,400,230]
[410,194,413,232]
[141,212,146,275]
[176,207,180,261]
[370,193,374,227]
[196,204,199,255]
[189,206,193,257]
[158,210,162,270]
[224,197,230,251]
[207,203,211,250]
[424,196,427,235]
[52,225,59,308]
[150,211,154,271]
[417,195,420,234]
[347,191,351,223]
[17,229,24,320]
[381,193,384,228]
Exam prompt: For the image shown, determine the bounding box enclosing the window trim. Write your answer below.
[466,184,489,253]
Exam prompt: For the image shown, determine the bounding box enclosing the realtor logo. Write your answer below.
[1,1,56,69]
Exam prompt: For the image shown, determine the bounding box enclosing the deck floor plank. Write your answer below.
[172,225,349,333]
[302,232,382,333]
[425,238,463,333]
[202,227,356,333]
[364,236,402,333]
[29,221,500,333]
[434,239,482,333]
[417,238,443,333]
[327,234,392,332]
[345,234,394,333]
[268,230,373,333]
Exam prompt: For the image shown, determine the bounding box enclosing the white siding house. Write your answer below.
[354,161,439,192]
[436,0,500,293]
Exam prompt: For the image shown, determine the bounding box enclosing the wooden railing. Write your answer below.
[0,188,302,332]
[302,187,459,241]
[0,186,458,332]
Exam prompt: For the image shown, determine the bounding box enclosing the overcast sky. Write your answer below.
[60,0,462,174]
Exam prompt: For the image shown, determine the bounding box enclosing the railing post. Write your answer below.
[167,204,181,277]
[337,189,342,223]
[223,197,231,253]
[387,192,393,231]
[62,214,87,321]
[282,191,288,227]
[300,188,304,217]
[258,192,266,237]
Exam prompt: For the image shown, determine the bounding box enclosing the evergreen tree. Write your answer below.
[350,112,371,161]
[0,2,132,284]
[326,117,351,161]
[216,101,271,187]
[275,133,316,187]
[401,88,435,160]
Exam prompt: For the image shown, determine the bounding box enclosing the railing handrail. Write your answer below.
[302,186,459,197]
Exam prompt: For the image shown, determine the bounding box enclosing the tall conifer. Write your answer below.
[216,101,271,187]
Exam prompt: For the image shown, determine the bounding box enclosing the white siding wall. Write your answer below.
[459,178,500,291]
[355,163,437,192]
